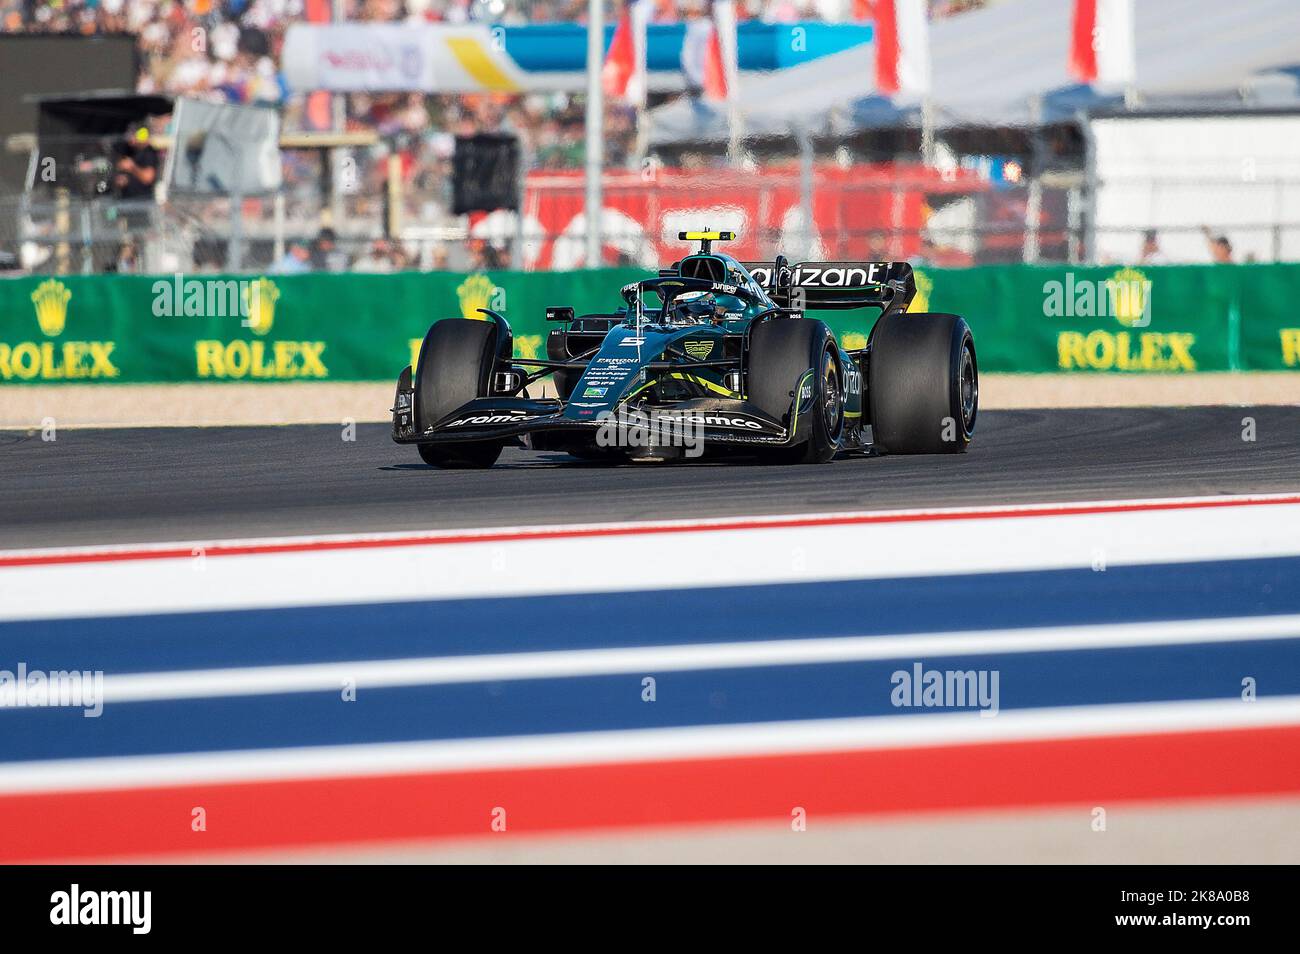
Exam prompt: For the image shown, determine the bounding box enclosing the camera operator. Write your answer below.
[112,125,159,200]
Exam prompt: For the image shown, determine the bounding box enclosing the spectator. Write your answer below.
[274,242,312,273]
[1202,226,1233,264]
[310,228,347,272]
[112,126,159,200]
[354,239,395,273]
[1138,229,1166,265]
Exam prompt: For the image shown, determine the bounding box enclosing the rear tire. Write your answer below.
[414,318,505,469]
[868,312,977,454]
[747,319,843,464]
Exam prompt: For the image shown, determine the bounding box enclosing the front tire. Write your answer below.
[414,318,506,469]
[868,312,977,454]
[747,318,843,464]
[418,441,502,469]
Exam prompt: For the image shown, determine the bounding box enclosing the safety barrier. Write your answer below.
[3,263,1298,383]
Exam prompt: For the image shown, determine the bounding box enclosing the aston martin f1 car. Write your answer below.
[391,231,977,467]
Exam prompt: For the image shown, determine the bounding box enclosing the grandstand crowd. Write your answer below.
[1,1,989,272]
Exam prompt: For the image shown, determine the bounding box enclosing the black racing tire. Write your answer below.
[747,318,843,464]
[414,318,505,469]
[418,441,502,468]
[868,312,977,454]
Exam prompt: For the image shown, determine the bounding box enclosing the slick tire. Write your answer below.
[414,318,504,469]
[747,318,843,464]
[868,312,977,454]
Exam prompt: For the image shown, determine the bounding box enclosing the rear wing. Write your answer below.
[743,261,915,315]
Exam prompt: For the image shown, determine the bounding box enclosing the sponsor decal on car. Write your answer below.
[789,263,888,287]
[684,339,714,360]
[844,364,862,396]
[582,386,608,397]
[653,412,768,431]
[445,410,536,428]
[796,369,817,414]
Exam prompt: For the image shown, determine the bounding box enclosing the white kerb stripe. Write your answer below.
[0,696,1297,795]
[3,498,1300,621]
[53,613,1300,704]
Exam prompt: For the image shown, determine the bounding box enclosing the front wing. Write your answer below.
[393,380,794,450]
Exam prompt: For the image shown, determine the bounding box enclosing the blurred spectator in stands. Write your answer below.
[390,242,414,271]
[274,242,312,273]
[467,237,506,270]
[354,238,396,273]
[112,239,142,274]
[311,227,348,271]
[1138,229,1166,265]
[1202,226,1234,264]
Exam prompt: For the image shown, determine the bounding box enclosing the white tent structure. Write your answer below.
[647,42,872,145]
[648,0,1300,144]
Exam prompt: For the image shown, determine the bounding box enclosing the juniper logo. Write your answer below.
[30,278,71,336]
[1042,269,1152,327]
[0,663,103,717]
[50,885,151,934]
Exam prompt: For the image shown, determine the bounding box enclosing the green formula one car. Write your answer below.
[392,230,977,467]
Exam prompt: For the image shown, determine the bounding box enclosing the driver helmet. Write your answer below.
[670,290,722,324]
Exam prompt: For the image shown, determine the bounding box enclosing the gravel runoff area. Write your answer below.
[0,373,1298,429]
[148,796,1300,864]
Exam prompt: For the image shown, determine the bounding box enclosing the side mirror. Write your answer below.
[545,306,575,323]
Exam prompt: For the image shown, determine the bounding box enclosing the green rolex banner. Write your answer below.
[2,264,1299,384]
[0,269,642,385]
[814,262,1300,374]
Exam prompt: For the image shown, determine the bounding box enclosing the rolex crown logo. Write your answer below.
[243,277,279,336]
[1107,266,1149,328]
[908,269,933,313]
[31,279,72,337]
[457,273,496,320]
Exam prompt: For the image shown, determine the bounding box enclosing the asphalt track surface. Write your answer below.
[2,406,1298,549]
